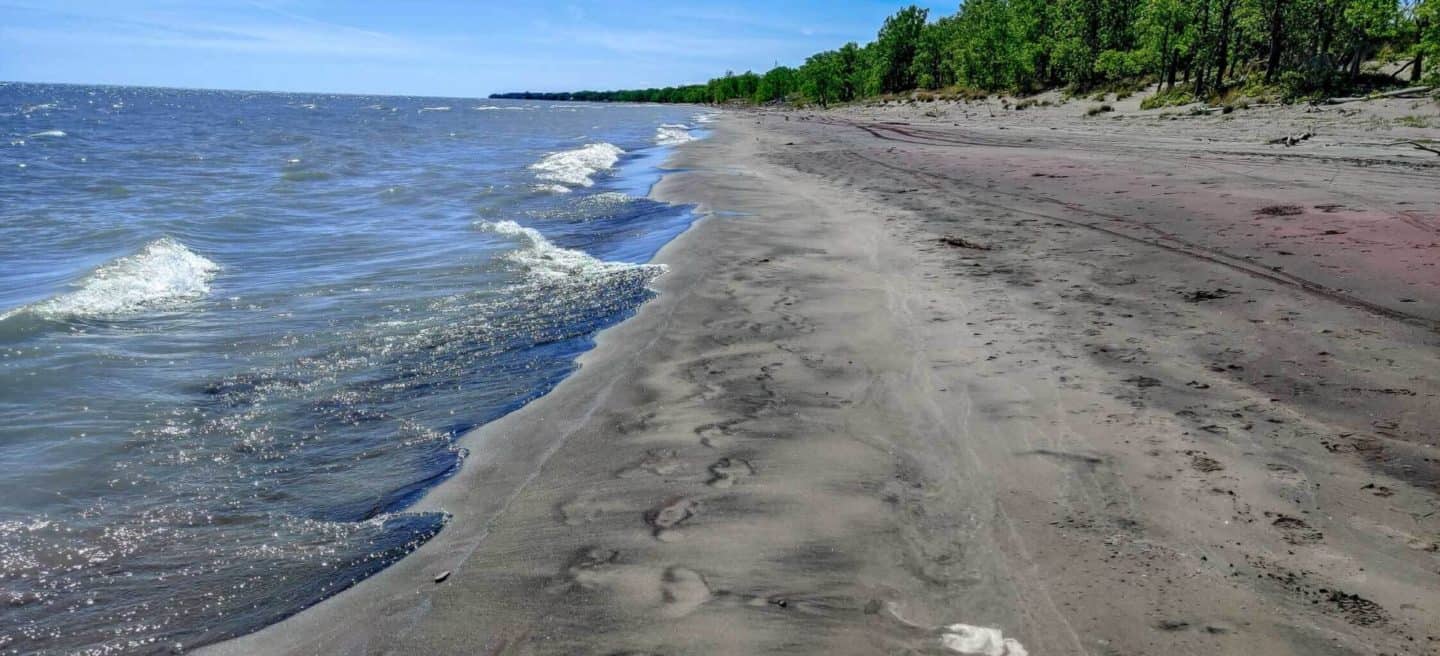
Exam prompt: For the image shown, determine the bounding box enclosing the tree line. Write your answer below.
[493,1,1438,105]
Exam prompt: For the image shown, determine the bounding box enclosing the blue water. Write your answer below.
[0,82,710,654]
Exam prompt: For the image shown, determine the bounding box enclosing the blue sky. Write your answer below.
[0,1,955,97]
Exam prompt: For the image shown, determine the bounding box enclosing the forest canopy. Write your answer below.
[492,1,1439,105]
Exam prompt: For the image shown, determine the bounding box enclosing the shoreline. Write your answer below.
[211,99,1438,654]
[200,117,726,655]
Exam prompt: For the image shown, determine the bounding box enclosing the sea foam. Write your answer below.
[27,130,67,138]
[529,143,624,188]
[10,238,219,320]
[655,124,696,145]
[477,220,663,283]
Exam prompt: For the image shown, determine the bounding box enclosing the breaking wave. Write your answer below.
[5,238,218,320]
[655,124,695,145]
[529,142,624,188]
[476,220,664,284]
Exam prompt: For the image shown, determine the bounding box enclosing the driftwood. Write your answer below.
[939,235,992,250]
[1268,131,1314,146]
[1384,140,1440,157]
[1324,86,1433,105]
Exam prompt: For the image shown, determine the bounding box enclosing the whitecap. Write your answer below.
[529,142,624,188]
[655,124,696,145]
[27,130,66,138]
[532,183,572,194]
[419,106,451,113]
[5,238,219,320]
[476,220,663,283]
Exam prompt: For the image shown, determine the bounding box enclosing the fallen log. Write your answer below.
[1324,86,1432,105]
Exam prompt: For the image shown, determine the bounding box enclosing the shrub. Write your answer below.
[1140,88,1196,110]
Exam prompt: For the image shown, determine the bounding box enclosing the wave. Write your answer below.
[419,106,451,113]
[532,183,572,194]
[3,238,219,321]
[529,143,624,188]
[22,102,59,115]
[27,130,66,138]
[655,124,696,145]
[476,220,664,283]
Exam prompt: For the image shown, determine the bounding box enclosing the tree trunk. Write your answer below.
[1216,0,1236,89]
[1415,51,1425,83]
[1265,0,1287,83]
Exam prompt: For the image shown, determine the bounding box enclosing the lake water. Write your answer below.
[0,82,708,654]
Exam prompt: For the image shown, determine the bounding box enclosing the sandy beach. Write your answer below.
[207,95,1440,655]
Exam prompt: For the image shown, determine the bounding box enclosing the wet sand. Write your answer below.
[209,97,1440,654]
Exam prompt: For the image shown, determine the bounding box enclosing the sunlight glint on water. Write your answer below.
[0,83,711,654]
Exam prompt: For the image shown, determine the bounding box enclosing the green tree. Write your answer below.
[800,50,844,106]
[874,5,930,92]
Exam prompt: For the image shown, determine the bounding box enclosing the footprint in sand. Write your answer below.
[616,448,688,479]
[645,496,699,542]
[1268,512,1324,545]
[559,493,631,526]
[706,457,755,488]
[694,421,740,449]
[658,567,712,618]
[1264,463,1315,506]
[559,547,711,619]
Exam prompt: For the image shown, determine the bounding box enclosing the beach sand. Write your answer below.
[208,96,1440,655]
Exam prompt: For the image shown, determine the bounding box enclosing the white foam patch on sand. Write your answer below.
[940,624,1028,656]
[655,124,696,145]
[529,143,624,188]
[8,238,219,320]
[27,130,66,138]
[476,220,663,283]
[692,112,719,124]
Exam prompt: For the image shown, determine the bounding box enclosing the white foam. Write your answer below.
[693,112,719,124]
[10,238,219,320]
[419,106,451,112]
[529,143,624,188]
[940,624,1028,656]
[476,220,663,283]
[655,124,696,145]
[533,183,572,194]
[27,130,66,138]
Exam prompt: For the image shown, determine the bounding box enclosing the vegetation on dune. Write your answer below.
[493,1,1440,106]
